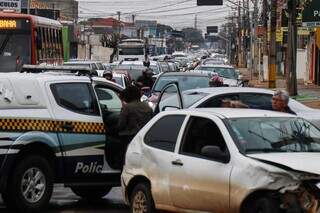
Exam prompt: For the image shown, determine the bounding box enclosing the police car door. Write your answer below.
[48,80,106,182]
[92,82,123,171]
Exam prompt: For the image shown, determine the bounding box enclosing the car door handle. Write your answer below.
[61,122,74,131]
[171,159,183,166]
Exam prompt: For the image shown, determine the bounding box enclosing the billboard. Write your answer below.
[302,0,320,27]
[0,0,21,12]
[197,0,223,6]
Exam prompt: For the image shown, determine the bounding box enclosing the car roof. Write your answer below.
[199,64,233,68]
[177,108,297,119]
[160,72,208,77]
[120,61,158,66]
[185,87,274,95]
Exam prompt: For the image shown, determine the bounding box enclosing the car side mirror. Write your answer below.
[201,145,229,163]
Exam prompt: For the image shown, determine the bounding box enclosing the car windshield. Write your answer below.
[227,117,320,153]
[154,75,210,92]
[197,67,237,79]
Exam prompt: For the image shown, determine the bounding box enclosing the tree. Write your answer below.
[101,33,120,63]
[156,24,173,37]
[181,28,204,45]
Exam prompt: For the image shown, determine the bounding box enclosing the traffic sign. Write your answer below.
[197,0,223,6]
[207,26,218,33]
[0,0,21,12]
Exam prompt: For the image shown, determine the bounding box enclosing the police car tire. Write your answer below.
[4,155,54,213]
[70,186,112,200]
[245,196,281,213]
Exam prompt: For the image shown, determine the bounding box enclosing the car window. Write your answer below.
[199,94,240,108]
[96,63,104,70]
[92,63,98,70]
[94,86,122,112]
[239,93,272,109]
[144,115,186,152]
[180,116,228,160]
[51,83,99,116]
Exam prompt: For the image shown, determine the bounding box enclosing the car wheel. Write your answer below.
[3,155,54,213]
[71,186,112,200]
[247,197,281,213]
[130,183,155,213]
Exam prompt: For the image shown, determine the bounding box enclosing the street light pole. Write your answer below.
[27,0,31,14]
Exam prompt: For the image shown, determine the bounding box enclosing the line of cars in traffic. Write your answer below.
[1,50,319,212]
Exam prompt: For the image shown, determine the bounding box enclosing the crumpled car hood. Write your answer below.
[247,153,320,176]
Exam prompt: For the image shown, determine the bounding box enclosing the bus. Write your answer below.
[0,12,63,72]
[118,38,147,61]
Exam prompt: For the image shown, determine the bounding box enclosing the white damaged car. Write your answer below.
[122,108,320,213]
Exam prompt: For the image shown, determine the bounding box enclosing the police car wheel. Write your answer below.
[70,186,112,200]
[130,183,155,213]
[4,155,54,213]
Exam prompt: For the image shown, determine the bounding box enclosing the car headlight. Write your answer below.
[316,182,320,189]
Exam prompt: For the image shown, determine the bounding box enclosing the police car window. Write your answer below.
[144,115,185,152]
[51,83,99,116]
[94,87,122,112]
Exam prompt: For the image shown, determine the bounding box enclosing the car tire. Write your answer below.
[70,186,112,200]
[3,155,54,213]
[247,196,281,213]
[130,183,155,213]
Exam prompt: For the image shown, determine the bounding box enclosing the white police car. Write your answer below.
[0,66,124,212]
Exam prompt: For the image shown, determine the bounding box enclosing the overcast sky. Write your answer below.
[77,0,236,31]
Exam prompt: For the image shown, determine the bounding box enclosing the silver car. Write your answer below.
[122,108,320,213]
[156,87,320,128]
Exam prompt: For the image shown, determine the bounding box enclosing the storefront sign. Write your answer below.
[303,0,320,27]
[0,0,21,12]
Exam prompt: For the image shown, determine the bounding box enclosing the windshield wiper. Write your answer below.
[0,34,12,55]
[245,148,287,153]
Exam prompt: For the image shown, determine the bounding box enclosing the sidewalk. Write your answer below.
[239,68,320,109]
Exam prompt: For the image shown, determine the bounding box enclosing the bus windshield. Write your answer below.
[119,48,144,55]
[0,33,31,72]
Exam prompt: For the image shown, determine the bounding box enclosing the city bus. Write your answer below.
[0,12,63,72]
[118,38,147,61]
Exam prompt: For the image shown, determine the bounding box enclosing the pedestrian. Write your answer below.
[137,68,154,88]
[271,90,296,114]
[117,85,153,168]
[103,70,116,82]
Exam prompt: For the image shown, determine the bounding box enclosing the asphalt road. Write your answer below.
[0,185,129,213]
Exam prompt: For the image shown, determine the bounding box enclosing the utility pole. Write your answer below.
[251,0,258,79]
[242,0,247,68]
[27,0,31,14]
[132,14,136,24]
[237,1,241,67]
[117,11,121,36]
[286,0,297,95]
[268,0,277,88]
[194,15,198,29]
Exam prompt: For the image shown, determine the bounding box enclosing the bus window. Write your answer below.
[36,27,42,62]
[58,30,63,60]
